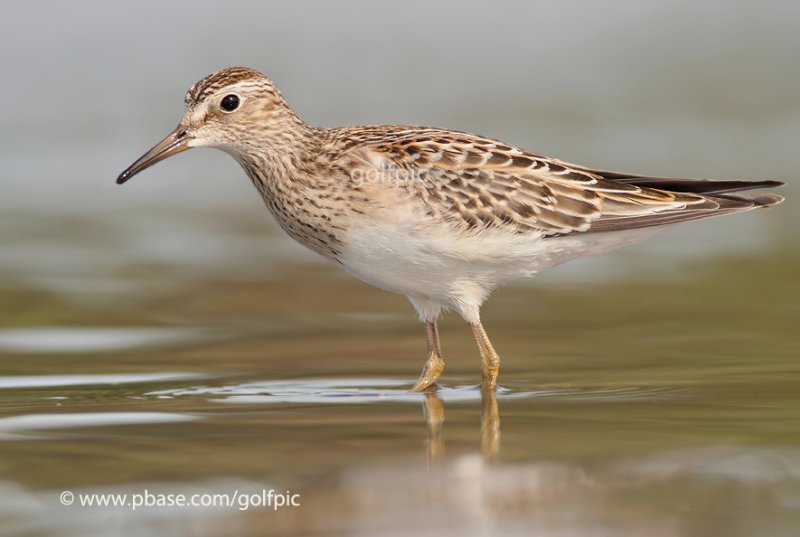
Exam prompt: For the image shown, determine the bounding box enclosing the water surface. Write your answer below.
[1,1,799,535]
[1,254,798,536]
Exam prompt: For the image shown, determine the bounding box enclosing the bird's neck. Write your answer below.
[231,115,318,181]
[232,123,347,260]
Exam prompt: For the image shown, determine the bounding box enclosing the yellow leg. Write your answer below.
[480,386,500,461]
[470,321,501,390]
[423,392,445,465]
[411,321,445,391]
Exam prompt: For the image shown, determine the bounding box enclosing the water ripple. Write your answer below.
[0,412,199,441]
[146,378,679,405]
[0,372,205,390]
[0,328,207,353]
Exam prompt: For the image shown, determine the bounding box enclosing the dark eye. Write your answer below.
[220,94,240,112]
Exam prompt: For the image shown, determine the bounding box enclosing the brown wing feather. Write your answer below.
[336,126,782,236]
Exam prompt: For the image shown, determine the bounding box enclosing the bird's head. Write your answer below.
[117,66,301,184]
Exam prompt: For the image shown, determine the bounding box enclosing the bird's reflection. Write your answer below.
[480,387,500,461]
[422,392,445,465]
[422,387,500,464]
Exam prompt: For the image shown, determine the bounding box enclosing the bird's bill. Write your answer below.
[116,128,191,184]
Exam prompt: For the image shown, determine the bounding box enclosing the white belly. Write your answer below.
[340,219,548,307]
[339,218,661,313]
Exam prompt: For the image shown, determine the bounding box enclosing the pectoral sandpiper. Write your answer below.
[118,67,784,391]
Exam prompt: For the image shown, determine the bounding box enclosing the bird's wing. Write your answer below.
[336,127,771,236]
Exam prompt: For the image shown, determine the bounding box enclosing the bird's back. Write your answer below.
[321,125,784,239]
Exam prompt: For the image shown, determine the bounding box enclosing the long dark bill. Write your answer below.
[117,128,191,184]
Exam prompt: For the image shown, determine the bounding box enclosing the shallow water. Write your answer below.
[1,253,799,536]
[2,1,800,535]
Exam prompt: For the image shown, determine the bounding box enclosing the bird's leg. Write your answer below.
[411,321,445,391]
[470,321,501,390]
[480,385,500,461]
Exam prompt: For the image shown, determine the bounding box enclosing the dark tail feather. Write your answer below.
[568,163,785,196]
[735,193,785,207]
[613,176,784,196]
[555,164,785,235]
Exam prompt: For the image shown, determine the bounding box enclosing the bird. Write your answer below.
[117,66,784,392]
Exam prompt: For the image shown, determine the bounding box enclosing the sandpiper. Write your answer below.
[118,67,784,391]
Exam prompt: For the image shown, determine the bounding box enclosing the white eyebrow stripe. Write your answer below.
[222,81,268,94]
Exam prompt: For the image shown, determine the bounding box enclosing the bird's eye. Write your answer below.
[220,94,240,112]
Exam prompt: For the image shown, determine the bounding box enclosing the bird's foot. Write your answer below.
[411,352,445,392]
[480,356,500,391]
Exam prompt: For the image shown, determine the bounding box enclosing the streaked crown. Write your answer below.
[185,66,275,105]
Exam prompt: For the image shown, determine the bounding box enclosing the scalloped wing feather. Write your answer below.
[337,127,723,237]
